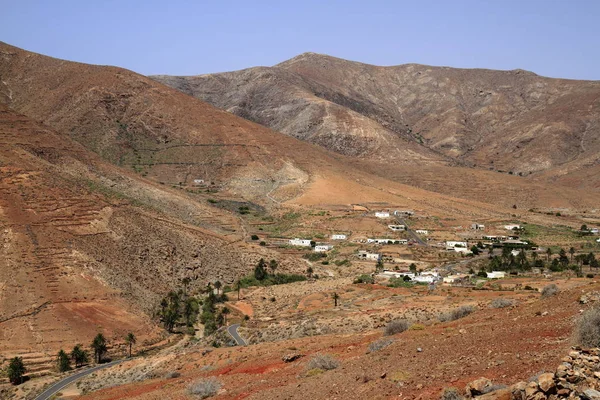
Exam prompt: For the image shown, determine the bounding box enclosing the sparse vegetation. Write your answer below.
[384,319,410,336]
[306,353,340,371]
[57,349,71,372]
[368,338,394,353]
[490,298,515,308]
[91,333,108,364]
[541,284,559,298]
[71,344,89,368]
[353,274,374,284]
[188,377,222,399]
[439,305,475,322]
[575,307,600,347]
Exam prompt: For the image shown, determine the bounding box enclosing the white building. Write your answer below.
[367,238,407,245]
[471,224,485,230]
[413,275,437,283]
[289,238,312,247]
[357,251,381,261]
[590,228,599,234]
[453,247,473,255]
[388,224,406,231]
[445,241,468,250]
[193,179,205,185]
[375,211,390,219]
[314,245,333,253]
[331,234,347,240]
[511,249,521,257]
[487,271,506,279]
[443,274,468,284]
[504,224,522,231]
[379,270,415,280]
[394,210,414,216]
[415,229,429,235]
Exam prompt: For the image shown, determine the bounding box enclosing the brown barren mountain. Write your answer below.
[153,52,600,191]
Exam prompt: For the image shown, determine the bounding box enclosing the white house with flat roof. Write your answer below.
[471,224,485,230]
[357,251,381,261]
[504,224,522,230]
[375,211,390,219]
[314,245,333,253]
[487,271,506,279]
[289,238,312,247]
[331,234,347,240]
[388,224,406,231]
[415,229,429,235]
[445,241,468,250]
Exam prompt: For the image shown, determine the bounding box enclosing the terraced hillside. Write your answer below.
[0,104,308,360]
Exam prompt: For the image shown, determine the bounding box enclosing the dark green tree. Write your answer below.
[559,248,569,268]
[183,297,199,327]
[235,280,242,300]
[546,247,552,262]
[70,344,88,368]
[470,245,480,255]
[125,332,136,358]
[7,357,25,385]
[269,259,278,275]
[569,247,576,263]
[254,258,268,280]
[214,280,222,294]
[57,349,71,372]
[91,333,108,364]
[409,263,417,274]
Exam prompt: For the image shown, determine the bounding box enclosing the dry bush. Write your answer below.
[367,338,393,353]
[575,307,600,347]
[440,387,464,400]
[306,353,339,371]
[541,284,559,297]
[384,319,410,336]
[439,305,475,322]
[490,298,515,308]
[188,377,221,399]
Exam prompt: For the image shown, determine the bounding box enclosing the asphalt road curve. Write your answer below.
[227,324,247,346]
[35,360,122,400]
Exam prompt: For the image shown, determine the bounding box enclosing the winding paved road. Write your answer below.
[35,360,122,400]
[227,324,247,346]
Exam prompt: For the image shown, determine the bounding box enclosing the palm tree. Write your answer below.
[332,292,340,307]
[546,247,552,262]
[569,247,576,263]
[7,357,25,385]
[235,280,242,300]
[306,266,313,278]
[269,259,278,275]
[214,280,222,295]
[181,277,191,296]
[221,307,230,325]
[57,349,71,372]
[125,333,136,358]
[71,344,88,368]
[91,333,107,364]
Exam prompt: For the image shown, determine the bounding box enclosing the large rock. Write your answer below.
[582,388,600,400]
[537,373,556,393]
[475,388,511,400]
[465,377,493,396]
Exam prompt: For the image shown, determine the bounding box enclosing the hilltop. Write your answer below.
[153,52,600,193]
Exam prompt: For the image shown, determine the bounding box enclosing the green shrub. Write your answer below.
[490,298,515,308]
[250,234,259,240]
[188,377,221,398]
[575,307,600,347]
[367,338,393,353]
[353,274,374,284]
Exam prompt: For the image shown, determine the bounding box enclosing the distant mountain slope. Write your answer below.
[152,52,600,183]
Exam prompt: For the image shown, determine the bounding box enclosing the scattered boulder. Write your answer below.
[466,377,493,396]
[282,353,304,363]
[537,373,555,393]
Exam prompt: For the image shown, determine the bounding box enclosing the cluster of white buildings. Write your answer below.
[415,229,428,235]
[375,211,390,219]
[378,270,440,284]
[504,224,522,231]
[289,238,312,247]
[331,234,347,240]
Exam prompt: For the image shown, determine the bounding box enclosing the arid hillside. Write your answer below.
[153,52,600,187]
[0,103,311,362]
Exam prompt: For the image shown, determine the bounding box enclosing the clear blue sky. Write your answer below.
[1,0,599,79]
